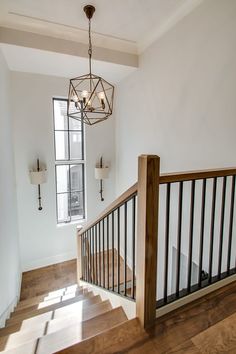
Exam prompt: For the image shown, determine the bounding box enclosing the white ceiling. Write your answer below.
[0,0,203,52]
[0,43,136,83]
[0,0,204,79]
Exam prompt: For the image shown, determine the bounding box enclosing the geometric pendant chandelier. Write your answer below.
[67,5,114,125]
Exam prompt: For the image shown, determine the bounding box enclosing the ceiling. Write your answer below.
[0,43,136,83]
[0,0,203,52]
[0,0,203,80]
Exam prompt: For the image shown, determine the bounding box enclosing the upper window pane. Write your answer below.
[54,100,68,130]
[53,99,83,160]
[55,131,69,160]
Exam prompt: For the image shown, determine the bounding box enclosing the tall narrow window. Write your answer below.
[53,98,85,223]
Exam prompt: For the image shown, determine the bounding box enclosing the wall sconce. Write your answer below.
[95,157,109,201]
[29,159,47,210]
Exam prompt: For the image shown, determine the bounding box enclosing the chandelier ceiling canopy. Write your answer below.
[67,5,114,126]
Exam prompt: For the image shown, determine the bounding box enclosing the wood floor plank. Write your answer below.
[166,339,201,354]
[192,312,236,354]
[20,260,77,300]
[148,280,236,353]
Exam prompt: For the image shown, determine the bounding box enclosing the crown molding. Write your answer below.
[0,11,138,55]
[0,27,138,69]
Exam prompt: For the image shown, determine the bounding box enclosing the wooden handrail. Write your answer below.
[78,182,137,235]
[79,166,236,236]
[160,167,236,184]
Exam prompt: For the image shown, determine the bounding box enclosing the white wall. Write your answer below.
[115,0,236,299]
[115,0,236,194]
[0,50,21,327]
[11,72,116,271]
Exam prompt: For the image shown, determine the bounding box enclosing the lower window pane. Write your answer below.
[57,193,70,223]
[70,191,84,220]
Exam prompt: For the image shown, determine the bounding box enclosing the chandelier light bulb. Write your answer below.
[98,91,105,109]
[81,90,89,98]
[98,91,105,100]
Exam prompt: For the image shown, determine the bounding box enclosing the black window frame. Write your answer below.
[53,98,86,224]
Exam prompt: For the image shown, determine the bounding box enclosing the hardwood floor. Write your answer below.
[136,280,236,354]
[18,260,236,353]
[20,260,77,300]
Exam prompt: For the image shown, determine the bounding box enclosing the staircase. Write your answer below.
[0,283,145,353]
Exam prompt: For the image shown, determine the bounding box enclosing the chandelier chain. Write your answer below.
[88,18,92,76]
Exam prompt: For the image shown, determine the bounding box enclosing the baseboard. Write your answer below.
[0,272,22,328]
[22,251,77,271]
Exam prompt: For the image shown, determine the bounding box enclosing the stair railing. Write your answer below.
[157,167,236,311]
[77,155,236,329]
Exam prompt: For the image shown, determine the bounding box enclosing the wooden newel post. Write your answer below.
[77,230,82,284]
[136,155,160,328]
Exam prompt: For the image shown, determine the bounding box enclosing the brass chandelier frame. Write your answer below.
[67,5,114,126]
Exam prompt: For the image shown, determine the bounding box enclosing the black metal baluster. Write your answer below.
[124,202,128,297]
[102,218,105,288]
[82,234,85,280]
[99,221,101,286]
[112,211,115,291]
[187,180,195,292]
[89,229,93,282]
[198,179,206,288]
[164,183,171,303]
[209,178,217,283]
[218,176,227,279]
[82,234,87,281]
[176,181,183,298]
[132,196,136,299]
[91,227,95,283]
[227,176,236,274]
[107,215,110,289]
[95,223,98,285]
[86,232,89,282]
[117,207,120,294]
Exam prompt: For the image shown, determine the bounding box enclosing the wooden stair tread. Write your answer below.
[5,292,95,327]
[0,307,127,354]
[13,288,86,316]
[0,339,38,354]
[16,285,82,311]
[37,306,128,354]
[57,317,147,354]
[0,295,101,337]
[0,300,112,351]
[191,311,236,353]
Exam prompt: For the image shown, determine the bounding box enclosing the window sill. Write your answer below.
[57,219,87,228]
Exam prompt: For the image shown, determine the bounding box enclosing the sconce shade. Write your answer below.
[95,167,109,180]
[30,170,47,185]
